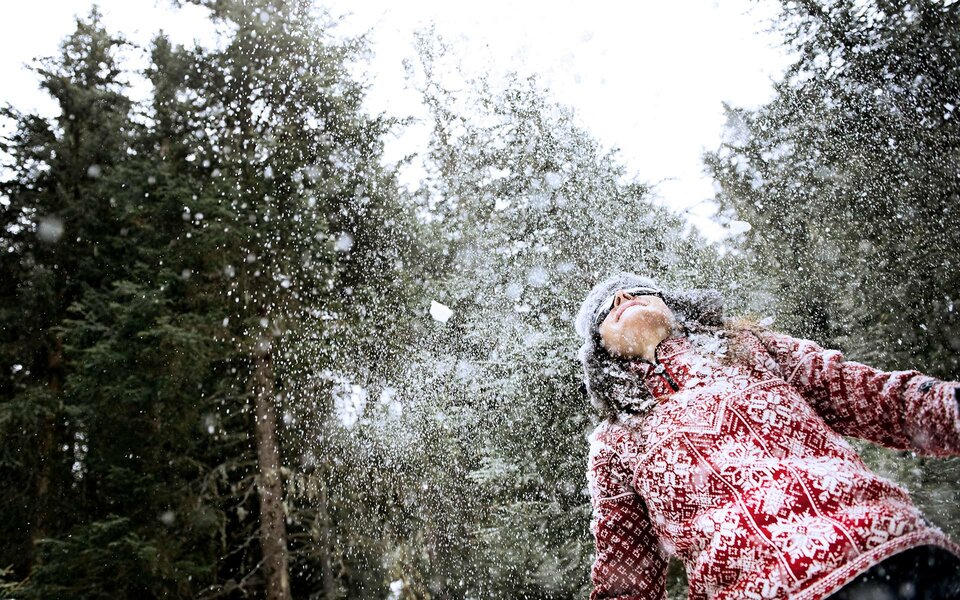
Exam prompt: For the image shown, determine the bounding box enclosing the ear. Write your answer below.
[666,288,724,327]
[668,310,685,334]
[691,289,724,325]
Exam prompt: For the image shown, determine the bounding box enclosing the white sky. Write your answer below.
[0,0,792,244]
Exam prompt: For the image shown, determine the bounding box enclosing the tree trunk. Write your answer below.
[317,471,336,599]
[252,340,292,600]
[29,336,63,569]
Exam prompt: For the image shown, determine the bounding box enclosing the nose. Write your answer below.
[612,289,638,308]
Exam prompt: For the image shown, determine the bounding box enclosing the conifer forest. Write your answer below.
[1,1,959,598]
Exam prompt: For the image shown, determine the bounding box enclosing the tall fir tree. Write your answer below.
[328,34,763,599]
[705,0,960,543]
[1,7,230,598]
[174,1,426,596]
[2,1,427,598]
[0,3,136,580]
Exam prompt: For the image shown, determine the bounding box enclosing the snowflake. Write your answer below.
[649,448,695,488]
[803,457,855,502]
[744,391,794,430]
[767,514,839,561]
[758,479,791,517]
[710,439,776,489]
[701,506,741,553]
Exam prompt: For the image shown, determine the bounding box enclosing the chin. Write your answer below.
[620,306,670,332]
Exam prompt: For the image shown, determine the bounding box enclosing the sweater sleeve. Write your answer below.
[587,433,668,600]
[752,329,960,458]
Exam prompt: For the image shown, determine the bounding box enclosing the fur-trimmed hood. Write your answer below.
[573,272,724,418]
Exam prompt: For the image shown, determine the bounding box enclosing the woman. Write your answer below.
[574,273,960,600]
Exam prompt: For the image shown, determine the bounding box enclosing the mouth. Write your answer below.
[614,299,646,322]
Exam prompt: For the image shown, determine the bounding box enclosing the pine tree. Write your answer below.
[171,1,427,597]
[343,34,758,599]
[706,0,960,541]
[0,4,135,578]
[0,7,232,598]
[2,1,427,597]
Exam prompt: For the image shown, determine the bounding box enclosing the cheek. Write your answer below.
[598,322,622,349]
[602,324,636,353]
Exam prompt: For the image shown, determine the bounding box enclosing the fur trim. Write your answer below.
[574,273,726,418]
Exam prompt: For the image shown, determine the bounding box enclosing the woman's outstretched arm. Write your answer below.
[751,329,960,457]
[587,431,669,600]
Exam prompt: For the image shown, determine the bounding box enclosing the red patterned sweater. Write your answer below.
[587,329,960,600]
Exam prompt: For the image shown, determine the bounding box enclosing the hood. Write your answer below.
[574,272,725,418]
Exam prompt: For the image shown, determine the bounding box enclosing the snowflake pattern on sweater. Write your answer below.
[587,330,960,600]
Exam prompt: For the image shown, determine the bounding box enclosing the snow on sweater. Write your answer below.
[587,329,960,600]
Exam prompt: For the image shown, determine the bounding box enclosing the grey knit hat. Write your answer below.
[574,272,724,418]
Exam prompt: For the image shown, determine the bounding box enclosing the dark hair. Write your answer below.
[574,272,729,420]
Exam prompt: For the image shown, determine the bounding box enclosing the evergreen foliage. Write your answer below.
[706,0,960,544]
[1,2,424,597]
[2,1,957,598]
[344,35,755,598]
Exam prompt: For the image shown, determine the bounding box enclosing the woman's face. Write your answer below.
[598,289,677,359]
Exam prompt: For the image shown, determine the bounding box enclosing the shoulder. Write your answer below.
[589,416,646,457]
[722,328,782,372]
[587,419,643,500]
[730,327,826,363]
[587,421,623,469]
[738,327,827,356]
[588,419,623,446]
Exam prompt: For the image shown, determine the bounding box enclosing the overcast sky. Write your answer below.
[1,0,792,244]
